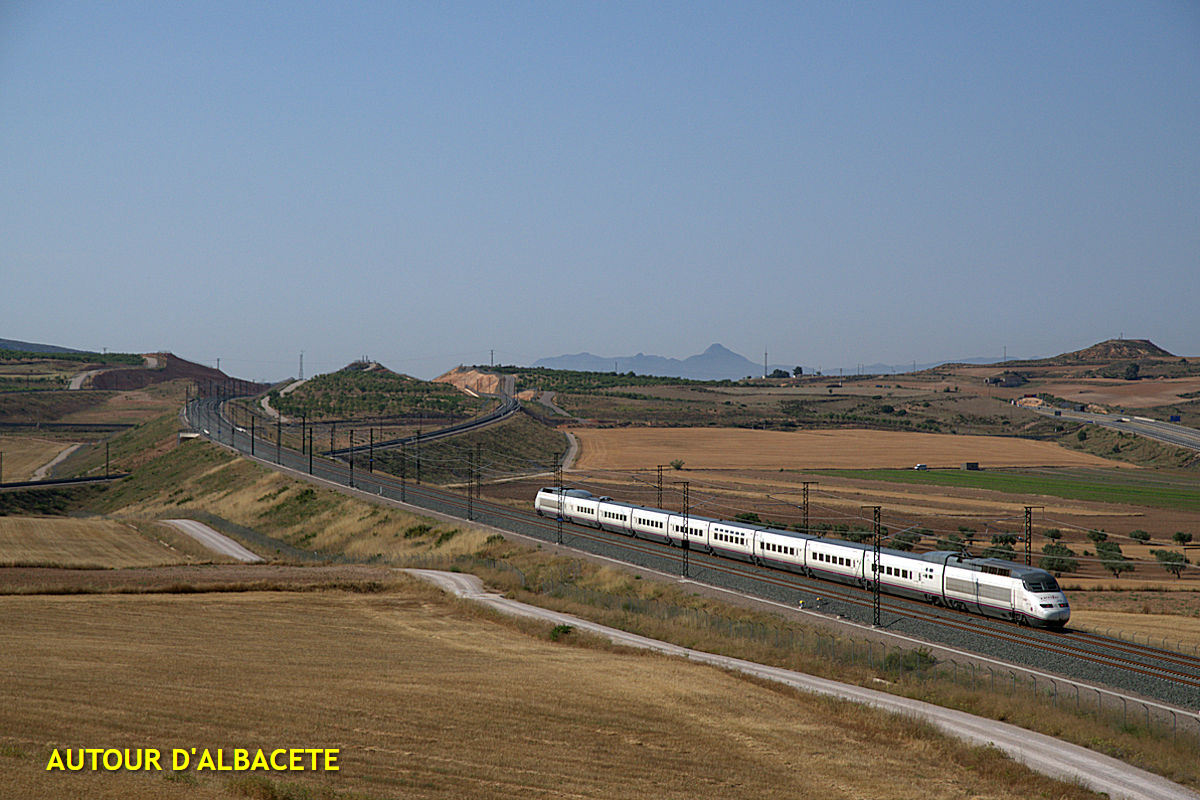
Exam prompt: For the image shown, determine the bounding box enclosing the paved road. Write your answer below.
[409,569,1198,800]
[164,519,263,563]
[1036,407,1200,452]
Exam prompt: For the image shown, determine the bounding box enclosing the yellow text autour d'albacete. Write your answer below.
[46,748,339,772]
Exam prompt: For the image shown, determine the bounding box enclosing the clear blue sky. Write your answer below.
[3,1,1197,380]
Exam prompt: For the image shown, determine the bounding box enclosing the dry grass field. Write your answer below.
[1066,589,1200,650]
[0,434,79,482]
[0,517,224,568]
[570,426,1126,471]
[0,583,1102,800]
[1038,377,1200,409]
[57,383,188,424]
[1069,609,1200,651]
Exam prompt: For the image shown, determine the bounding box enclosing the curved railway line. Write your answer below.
[187,399,1200,717]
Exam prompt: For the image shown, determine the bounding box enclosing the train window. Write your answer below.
[1024,577,1061,593]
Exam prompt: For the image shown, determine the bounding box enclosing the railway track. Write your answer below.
[189,399,1200,711]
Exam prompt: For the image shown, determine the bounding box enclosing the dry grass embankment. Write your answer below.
[0,435,79,482]
[571,426,1126,471]
[0,582,1105,800]
[57,382,189,425]
[0,517,221,569]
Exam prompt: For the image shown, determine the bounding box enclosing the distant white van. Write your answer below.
[914,463,928,471]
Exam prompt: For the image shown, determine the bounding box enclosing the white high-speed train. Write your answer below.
[535,487,1070,628]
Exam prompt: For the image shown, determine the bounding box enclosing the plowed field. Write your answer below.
[570,427,1126,471]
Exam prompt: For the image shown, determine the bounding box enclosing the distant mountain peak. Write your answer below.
[533,345,791,381]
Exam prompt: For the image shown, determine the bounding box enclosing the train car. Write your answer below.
[629,505,672,543]
[667,513,715,553]
[805,537,869,586]
[754,527,808,574]
[937,554,1068,626]
[706,519,756,561]
[596,497,639,536]
[535,487,600,526]
[866,549,928,602]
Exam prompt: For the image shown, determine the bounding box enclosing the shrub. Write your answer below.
[1040,543,1079,574]
[883,647,936,673]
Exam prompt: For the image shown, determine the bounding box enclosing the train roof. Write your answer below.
[539,487,595,499]
[927,552,1055,580]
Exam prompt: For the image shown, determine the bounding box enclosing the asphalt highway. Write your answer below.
[1035,407,1200,451]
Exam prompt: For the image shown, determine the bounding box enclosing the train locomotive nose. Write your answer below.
[1037,603,1070,626]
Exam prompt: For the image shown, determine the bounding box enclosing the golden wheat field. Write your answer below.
[569,426,1127,471]
[0,582,1100,800]
[0,517,212,568]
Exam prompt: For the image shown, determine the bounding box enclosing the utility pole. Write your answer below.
[468,446,475,521]
[677,480,690,577]
[369,428,374,473]
[657,465,664,509]
[415,429,422,485]
[276,417,282,464]
[490,349,494,368]
[802,481,816,535]
[299,351,304,380]
[400,441,407,502]
[105,442,110,478]
[330,423,335,457]
[555,454,564,545]
[863,505,882,627]
[475,443,482,513]
[763,349,767,379]
[301,414,306,455]
[348,430,354,488]
[1024,506,1043,567]
[308,429,313,475]
[250,416,255,457]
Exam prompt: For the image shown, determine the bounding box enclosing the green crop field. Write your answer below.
[806,468,1200,512]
